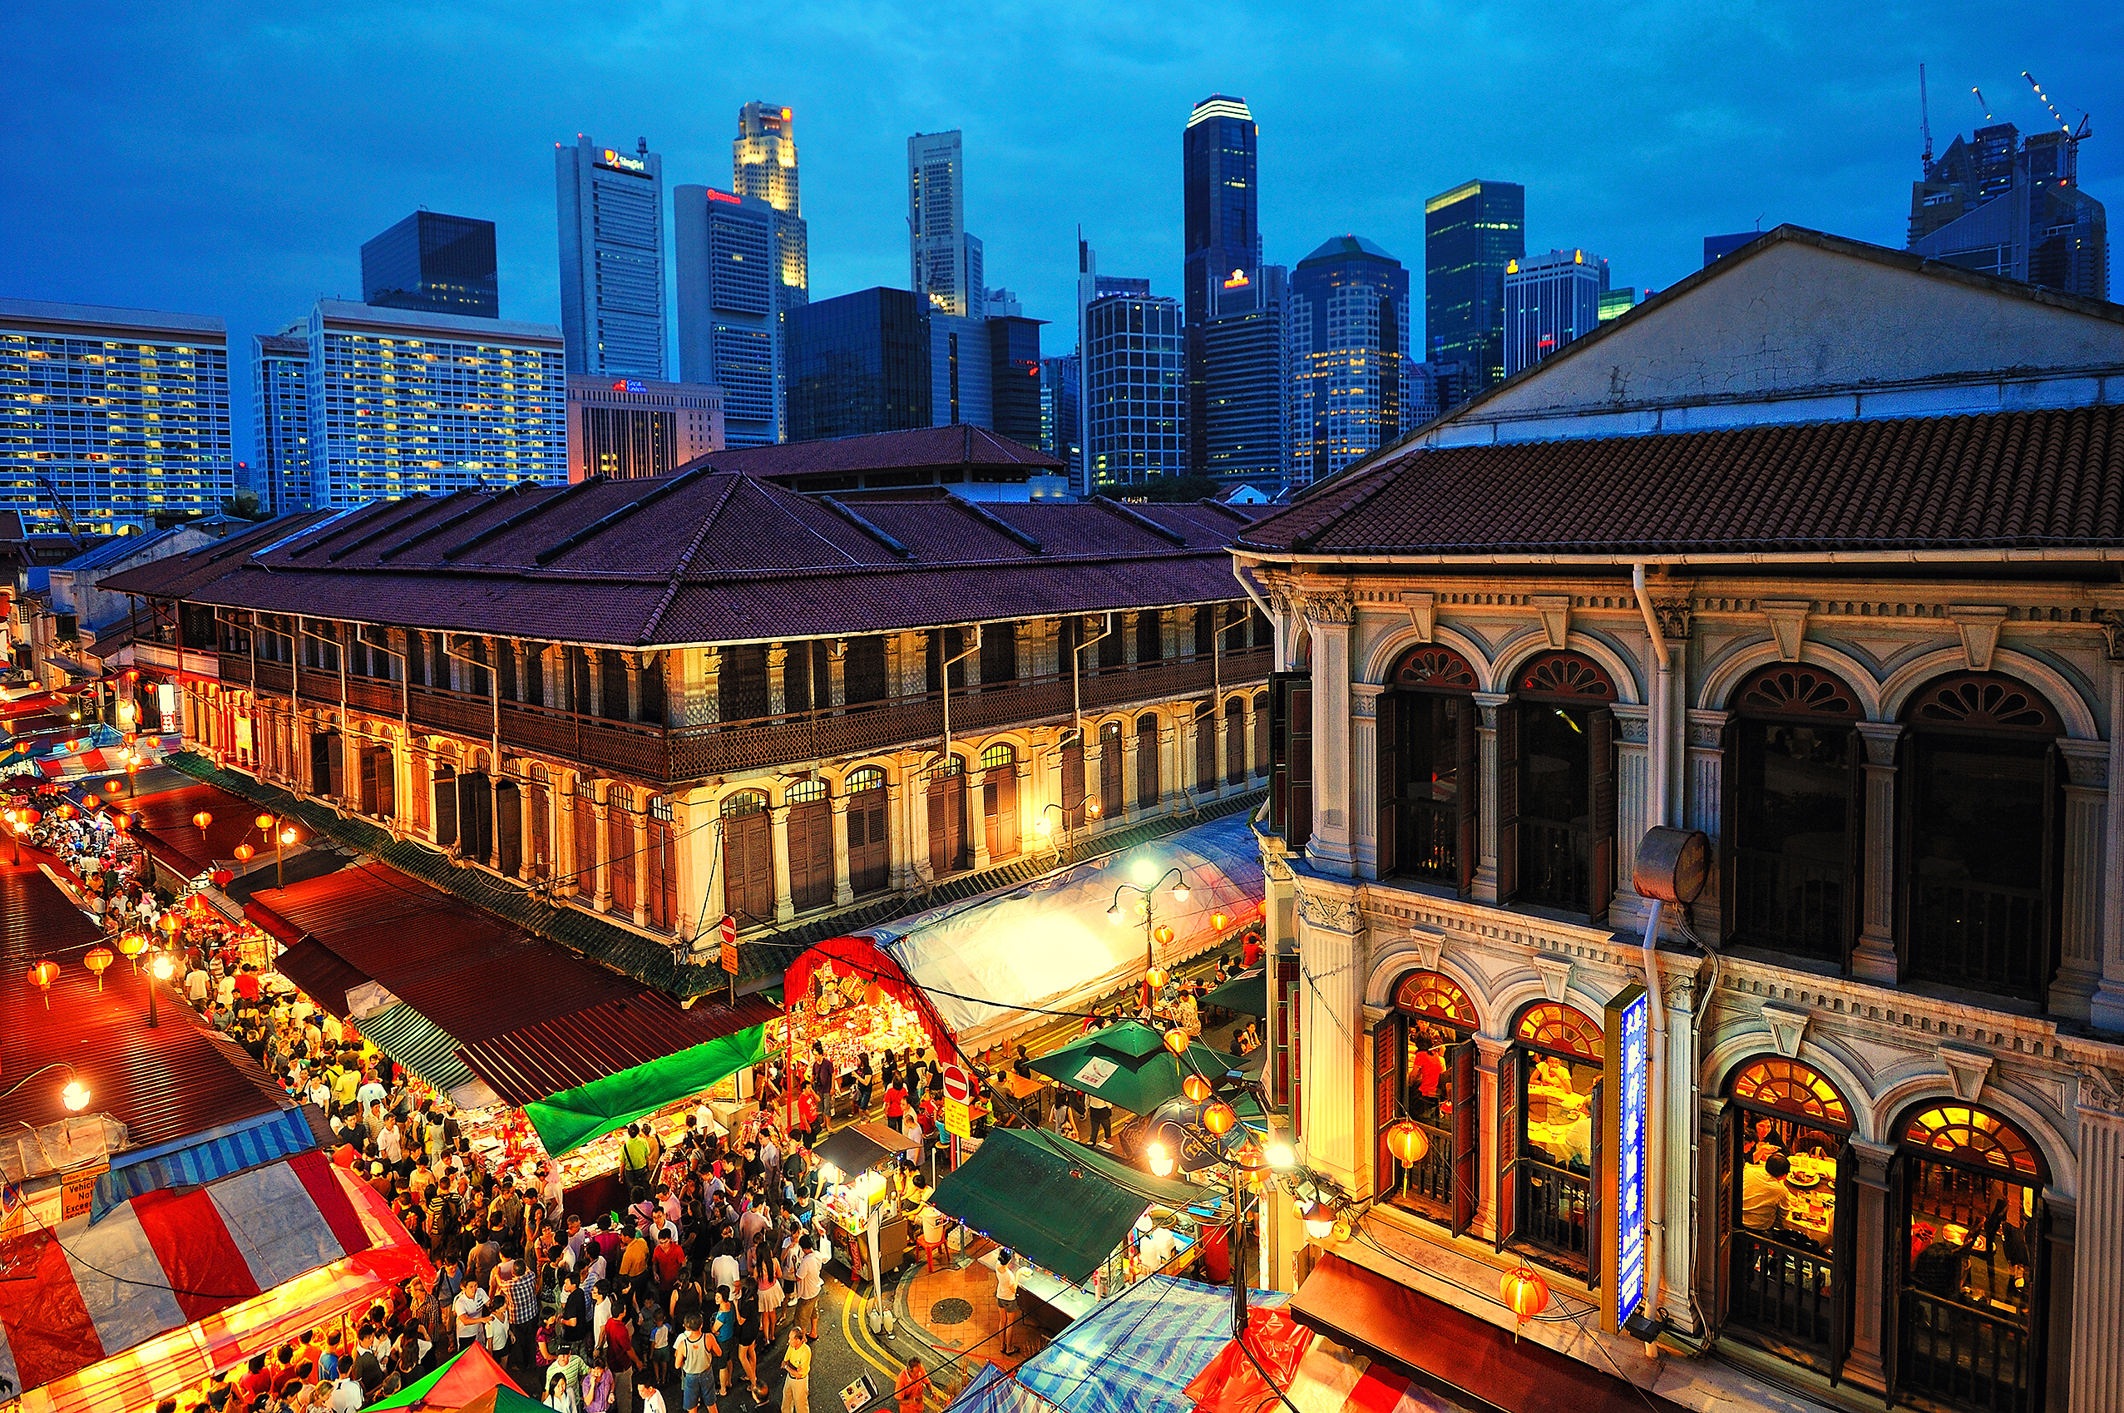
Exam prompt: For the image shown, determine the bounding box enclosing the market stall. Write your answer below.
[815,1121,925,1285]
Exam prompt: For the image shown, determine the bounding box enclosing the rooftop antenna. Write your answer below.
[1920,64,1934,165]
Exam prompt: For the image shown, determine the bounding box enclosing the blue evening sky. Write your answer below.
[3,1,2118,464]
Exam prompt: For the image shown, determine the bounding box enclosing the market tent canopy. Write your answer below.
[786,812,1264,1059]
[1027,1022,1244,1116]
[0,1150,432,1413]
[1011,1276,1289,1413]
[1203,967,1267,1016]
[521,1025,770,1157]
[449,1389,548,1413]
[928,1128,1204,1284]
[812,1121,920,1179]
[365,1343,523,1410]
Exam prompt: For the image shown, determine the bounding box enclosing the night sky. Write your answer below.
[5,1,2118,464]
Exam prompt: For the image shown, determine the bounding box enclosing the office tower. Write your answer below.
[987,316,1042,446]
[303,301,565,506]
[565,375,722,482]
[253,326,311,513]
[1598,287,1642,322]
[1503,248,1608,377]
[733,102,809,308]
[963,234,985,317]
[1909,123,2107,299]
[1202,263,1287,488]
[555,135,666,378]
[1040,354,1080,481]
[0,299,233,534]
[784,288,933,441]
[675,186,794,446]
[929,315,993,431]
[360,211,498,318]
[1424,180,1524,394]
[1184,93,1260,474]
[1704,231,1759,266]
[985,288,1024,317]
[1083,289,1185,487]
[1288,235,1410,488]
[910,131,982,317]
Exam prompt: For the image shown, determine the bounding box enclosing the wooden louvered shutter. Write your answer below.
[1373,1022,1400,1198]
[1375,692,1399,878]
[1137,718,1159,808]
[609,805,636,915]
[1451,1039,1479,1236]
[992,766,1017,859]
[1588,706,1615,921]
[744,813,774,923]
[1710,1102,1734,1327]
[529,785,549,876]
[573,796,596,893]
[1195,706,1216,791]
[374,750,395,820]
[790,802,832,912]
[1287,682,1314,852]
[1456,699,1479,899]
[1062,740,1087,824]
[411,757,429,830]
[1495,1049,1521,1251]
[1100,738,1123,820]
[1496,704,1521,902]
[496,781,522,877]
[326,735,345,801]
[644,817,668,929]
[358,747,378,815]
[928,785,949,877]
[433,773,458,848]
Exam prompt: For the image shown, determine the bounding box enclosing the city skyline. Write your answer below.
[4,3,2117,468]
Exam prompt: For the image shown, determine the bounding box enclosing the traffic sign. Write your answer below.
[941,1063,971,1103]
[719,913,739,974]
[941,1098,974,1139]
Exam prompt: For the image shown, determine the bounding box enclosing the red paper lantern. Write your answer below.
[232,843,255,863]
[1212,912,1228,931]
[84,946,114,991]
[186,894,207,916]
[210,869,234,888]
[192,811,213,831]
[254,813,275,832]
[27,959,59,1007]
[1162,1027,1189,1057]
[117,932,147,962]
[158,913,182,936]
[1153,923,1175,946]
[1386,1120,1430,1167]
[1202,1100,1237,1136]
[82,794,101,811]
[1501,1266,1550,1325]
[1183,1074,1213,1104]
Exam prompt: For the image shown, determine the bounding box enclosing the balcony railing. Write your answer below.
[1732,1229,1836,1364]
[214,645,1273,784]
[1899,1288,2032,1413]
[1520,817,1589,911]
[1513,1155,1593,1276]
[1734,847,1848,964]
[1908,880,2050,1004]
[1388,798,1457,884]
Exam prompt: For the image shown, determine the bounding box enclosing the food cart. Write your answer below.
[813,1121,924,1288]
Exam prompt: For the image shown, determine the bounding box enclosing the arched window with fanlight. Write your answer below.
[1723,663,1864,966]
[1504,652,1618,919]
[979,742,1020,862]
[1889,1101,2050,1413]
[1714,1057,1856,1377]
[786,778,832,913]
[1373,970,1481,1234]
[1378,644,1480,894]
[1899,673,2064,1004]
[927,756,969,877]
[845,767,889,897]
[1498,999,1604,1278]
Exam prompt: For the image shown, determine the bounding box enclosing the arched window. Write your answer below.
[1503,652,1619,918]
[1514,1000,1602,1059]
[980,744,1020,862]
[1098,720,1124,822]
[1376,971,1481,1229]
[787,778,832,913]
[524,764,552,882]
[1500,999,1603,1276]
[606,786,637,917]
[1138,713,1162,808]
[1891,1102,2048,1413]
[643,795,676,930]
[1718,1056,1853,1370]
[1380,644,1480,893]
[928,756,970,877]
[846,767,889,897]
[721,790,775,928]
[570,775,597,898]
[1900,673,2064,1003]
[1726,664,1865,965]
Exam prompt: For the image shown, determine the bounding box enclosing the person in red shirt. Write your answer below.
[796,1084,821,1143]
[600,1308,640,1410]
[653,1229,686,1290]
[882,1080,908,1122]
[233,965,263,1004]
[1242,932,1263,969]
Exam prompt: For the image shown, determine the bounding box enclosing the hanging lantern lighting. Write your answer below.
[1182,1073,1213,1104]
[1300,1200,1335,1241]
[1153,923,1175,946]
[233,843,254,863]
[82,794,101,811]
[111,812,130,831]
[1162,1027,1189,1057]
[61,1078,92,1111]
[27,959,60,1007]
[158,912,182,938]
[84,946,114,991]
[1500,1267,1550,1332]
[255,812,275,832]
[1202,1100,1237,1136]
[117,932,147,968]
[1212,912,1228,931]
[1146,966,1168,990]
[210,869,233,888]
[186,894,207,916]
[104,777,123,793]
[1386,1120,1430,1167]
[279,825,298,846]
[192,811,213,832]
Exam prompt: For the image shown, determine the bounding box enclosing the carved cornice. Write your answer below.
[2096,609,2124,664]
[1302,590,1355,627]
[1296,885,1361,933]
[1653,600,1693,642]
[2078,1066,2124,1118]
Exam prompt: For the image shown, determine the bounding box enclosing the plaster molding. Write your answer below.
[1762,1001,1811,1059]
[1531,594,1572,651]
[1303,590,1355,627]
[1948,605,2011,673]
[1401,591,1435,644]
[1761,600,1811,662]
[1939,1043,1994,1102]
[1297,885,1361,934]
[1652,599,1694,642]
[1531,952,1574,1004]
[2076,1066,2124,1118]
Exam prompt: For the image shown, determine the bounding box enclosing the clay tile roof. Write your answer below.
[681,424,1063,478]
[1236,408,2124,558]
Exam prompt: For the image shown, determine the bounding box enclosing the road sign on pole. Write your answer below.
[942,1063,971,1103]
[719,913,739,975]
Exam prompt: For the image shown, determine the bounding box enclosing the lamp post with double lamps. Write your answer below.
[1107,867,1192,1012]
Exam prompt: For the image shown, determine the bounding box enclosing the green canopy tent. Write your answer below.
[522,1025,768,1156]
[364,1344,523,1410]
[1203,967,1267,1017]
[1027,1020,1243,1117]
[930,1127,1214,1283]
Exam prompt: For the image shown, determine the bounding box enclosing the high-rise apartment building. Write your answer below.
[1084,289,1185,487]
[674,186,792,447]
[1202,263,1287,489]
[733,102,809,307]
[1908,123,2107,299]
[909,132,984,318]
[1502,248,1608,378]
[1424,180,1524,395]
[1184,94,1260,474]
[1040,354,1080,482]
[784,288,933,442]
[565,375,722,483]
[1288,235,1410,488]
[0,299,234,534]
[360,211,498,318]
[555,135,666,378]
[302,300,566,506]
[253,327,311,513]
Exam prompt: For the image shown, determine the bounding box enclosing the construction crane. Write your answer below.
[35,475,86,549]
[1920,64,1934,165]
[1973,87,1993,122]
[2023,71,2092,142]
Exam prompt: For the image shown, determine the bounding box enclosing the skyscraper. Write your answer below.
[1040,354,1080,482]
[1424,180,1524,396]
[253,326,310,513]
[1084,288,1186,487]
[1288,236,1409,488]
[733,102,809,307]
[1502,248,1607,378]
[1184,94,1260,474]
[909,131,983,317]
[555,135,666,378]
[1908,123,2107,300]
[1202,264,1287,488]
[0,299,234,534]
[784,288,933,442]
[675,185,792,446]
[565,375,722,483]
[360,211,498,318]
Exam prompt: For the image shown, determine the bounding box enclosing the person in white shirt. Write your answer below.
[793,1238,825,1340]
[980,1247,1023,1355]
[710,1248,740,1296]
[453,1285,489,1352]
[329,1377,365,1413]
[378,1118,404,1164]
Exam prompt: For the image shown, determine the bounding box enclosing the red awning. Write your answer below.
[122,781,275,879]
[0,692,65,721]
[1289,1254,1691,1413]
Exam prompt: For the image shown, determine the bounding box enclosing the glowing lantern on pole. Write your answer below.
[158,912,182,939]
[254,813,275,832]
[233,843,254,862]
[1153,924,1175,946]
[28,959,59,1007]
[1202,1100,1237,1136]
[1183,1074,1213,1104]
[84,946,114,991]
[1500,1267,1550,1337]
[210,869,233,888]
[1212,912,1228,931]
[117,932,147,969]
[1145,966,1168,990]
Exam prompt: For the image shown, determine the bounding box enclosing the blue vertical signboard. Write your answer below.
[1602,983,1650,1335]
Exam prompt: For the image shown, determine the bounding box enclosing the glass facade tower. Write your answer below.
[1084,292,1186,486]
[1424,179,1525,396]
[1288,235,1409,488]
[555,135,666,379]
[360,211,498,319]
[1184,94,1260,474]
[784,288,933,442]
[675,186,791,447]
[1502,248,1608,378]
[253,327,311,513]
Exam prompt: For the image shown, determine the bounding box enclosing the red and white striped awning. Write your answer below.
[0,1149,432,1413]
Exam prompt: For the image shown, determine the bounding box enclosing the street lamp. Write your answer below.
[1109,867,1193,1013]
[256,814,299,888]
[0,1061,92,1114]
[146,948,175,1028]
[1033,802,1072,859]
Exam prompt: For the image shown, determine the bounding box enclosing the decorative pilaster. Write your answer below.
[2069,1069,2124,1413]
[1611,704,1652,922]
[632,811,650,926]
[1212,707,1230,798]
[1472,693,1507,903]
[1853,722,1903,983]
[1303,590,1356,878]
[887,781,917,890]
[1837,1138,1896,1394]
[768,804,796,923]
[1119,731,1141,818]
[966,770,991,871]
[592,800,612,911]
[829,795,854,906]
[1472,1034,1509,1240]
[699,648,721,726]
[827,640,847,709]
[766,644,789,717]
[1296,885,1362,1187]
[2091,659,2124,1034]
[1351,684,1381,879]
[2051,740,2109,1019]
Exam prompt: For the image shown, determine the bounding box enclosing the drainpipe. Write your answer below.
[1630,562,1670,829]
[1630,563,1672,1327]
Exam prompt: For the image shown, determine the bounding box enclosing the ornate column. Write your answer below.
[1852,722,1904,984]
[1472,1034,1509,1240]
[829,795,854,907]
[1015,759,1035,859]
[1296,886,1363,1187]
[1121,612,1141,665]
[632,810,650,926]
[887,779,917,890]
[768,804,796,923]
[1612,702,1652,926]
[1119,730,1141,818]
[2089,653,2124,1033]
[1304,589,1356,878]
[966,769,992,871]
[1212,704,1231,798]
[827,640,847,710]
[906,774,934,885]
[592,799,612,911]
[699,648,722,725]
[1839,1138,1896,1394]
[510,641,530,706]
[1472,692,1507,903]
[1156,720,1177,815]
[766,644,789,717]
[2050,741,2110,1019]
[2069,1070,2124,1413]
[1351,683,1382,879]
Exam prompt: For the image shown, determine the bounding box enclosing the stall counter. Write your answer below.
[1015,1266,1097,1330]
